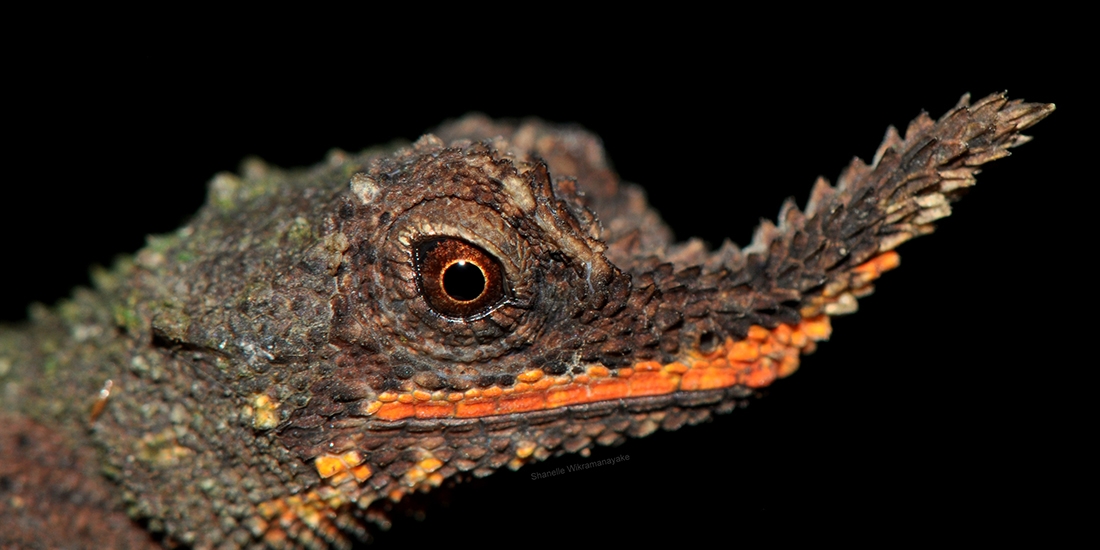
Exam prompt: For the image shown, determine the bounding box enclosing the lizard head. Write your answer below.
[124,98,1052,547]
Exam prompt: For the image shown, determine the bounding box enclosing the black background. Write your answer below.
[4,41,1085,545]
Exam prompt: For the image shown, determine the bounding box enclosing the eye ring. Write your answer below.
[416,238,506,319]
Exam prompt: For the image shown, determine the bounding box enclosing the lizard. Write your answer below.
[0,92,1054,549]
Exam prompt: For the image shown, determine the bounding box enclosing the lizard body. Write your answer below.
[0,93,1053,548]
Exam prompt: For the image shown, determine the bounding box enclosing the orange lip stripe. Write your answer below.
[364,314,833,422]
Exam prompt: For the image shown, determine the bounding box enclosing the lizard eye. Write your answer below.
[416,237,506,319]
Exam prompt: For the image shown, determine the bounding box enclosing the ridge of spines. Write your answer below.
[766,92,1053,316]
[635,93,1053,345]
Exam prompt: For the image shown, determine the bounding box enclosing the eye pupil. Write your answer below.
[442,261,485,301]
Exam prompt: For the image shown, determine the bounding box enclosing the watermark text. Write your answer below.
[530,454,630,481]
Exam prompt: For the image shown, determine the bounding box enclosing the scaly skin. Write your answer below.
[0,93,1053,549]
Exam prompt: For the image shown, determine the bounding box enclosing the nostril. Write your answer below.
[698,331,719,354]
